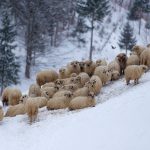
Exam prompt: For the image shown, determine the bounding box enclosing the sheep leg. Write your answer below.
[126,79,130,85]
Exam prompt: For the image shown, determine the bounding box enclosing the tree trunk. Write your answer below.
[89,13,94,60]
[139,18,141,35]
[125,45,127,55]
[25,45,32,78]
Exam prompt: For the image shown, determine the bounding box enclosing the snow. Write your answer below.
[1,71,150,150]
[0,2,150,150]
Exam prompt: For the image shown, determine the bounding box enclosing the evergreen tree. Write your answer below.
[72,16,88,46]
[118,22,137,55]
[77,0,110,60]
[0,11,20,94]
[128,0,150,34]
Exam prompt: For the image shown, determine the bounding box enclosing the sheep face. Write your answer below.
[79,62,85,70]
[96,60,102,66]
[88,92,95,98]
[70,61,79,68]
[59,68,65,74]
[85,60,92,67]
[55,79,65,86]
[74,76,81,84]
[64,92,73,99]
[19,95,28,103]
[111,71,120,80]
[141,65,148,72]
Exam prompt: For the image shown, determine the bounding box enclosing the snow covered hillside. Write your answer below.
[0,2,150,150]
[16,2,150,93]
[0,70,150,150]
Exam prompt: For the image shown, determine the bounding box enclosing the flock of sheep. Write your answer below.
[0,44,150,123]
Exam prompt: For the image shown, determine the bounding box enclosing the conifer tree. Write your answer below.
[128,0,150,34]
[118,22,137,55]
[0,11,20,94]
[77,0,110,60]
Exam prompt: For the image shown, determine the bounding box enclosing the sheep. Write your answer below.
[124,65,148,85]
[8,88,22,106]
[115,53,127,75]
[36,69,58,86]
[78,72,90,87]
[0,106,4,121]
[108,60,120,73]
[5,95,29,117]
[84,60,96,76]
[25,98,39,123]
[41,86,59,99]
[5,103,26,117]
[41,82,56,89]
[140,49,150,67]
[132,45,146,58]
[69,92,96,110]
[58,68,70,79]
[2,87,12,106]
[32,97,48,108]
[95,59,107,67]
[78,61,85,72]
[126,53,140,66]
[89,75,102,95]
[55,79,65,87]
[73,86,90,97]
[28,84,41,97]
[67,61,81,75]
[53,90,73,98]
[111,70,120,81]
[47,92,73,110]
[55,77,75,86]
[60,84,78,92]
[94,66,111,85]
[71,76,82,88]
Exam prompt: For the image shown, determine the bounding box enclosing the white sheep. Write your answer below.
[41,86,59,99]
[95,59,107,67]
[67,61,81,75]
[69,92,96,110]
[108,60,120,73]
[89,75,102,95]
[124,65,148,85]
[47,92,73,110]
[78,72,90,86]
[5,95,28,117]
[84,60,96,76]
[73,86,90,97]
[36,69,58,86]
[94,66,111,85]
[126,54,140,66]
[60,84,78,92]
[28,83,41,97]
[58,68,70,79]
[111,70,120,81]
[25,98,39,123]
[41,82,56,89]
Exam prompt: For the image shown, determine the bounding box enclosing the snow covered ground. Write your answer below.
[0,70,150,150]
[0,2,150,150]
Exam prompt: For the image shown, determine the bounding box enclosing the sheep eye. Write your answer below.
[45,92,49,95]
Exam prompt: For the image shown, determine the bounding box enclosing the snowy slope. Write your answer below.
[15,2,150,93]
[0,71,150,150]
[0,2,150,150]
